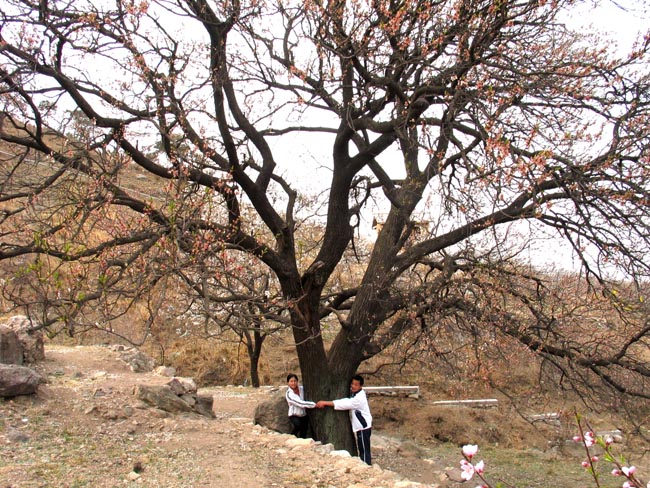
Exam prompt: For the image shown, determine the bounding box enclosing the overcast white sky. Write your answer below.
[562,1,648,52]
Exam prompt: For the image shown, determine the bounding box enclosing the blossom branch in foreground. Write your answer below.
[459,444,503,488]
[574,413,649,488]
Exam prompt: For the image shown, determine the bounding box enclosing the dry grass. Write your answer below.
[165,336,267,386]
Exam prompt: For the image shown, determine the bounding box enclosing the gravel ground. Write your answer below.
[1,345,449,488]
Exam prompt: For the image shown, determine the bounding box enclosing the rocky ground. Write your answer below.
[4,344,648,488]
[0,345,455,488]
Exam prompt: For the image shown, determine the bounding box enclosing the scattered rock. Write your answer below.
[134,384,194,413]
[5,426,30,443]
[0,363,43,397]
[253,389,292,434]
[154,365,176,377]
[330,449,353,458]
[149,408,170,418]
[93,387,109,397]
[167,377,197,395]
[127,471,141,481]
[133,383,214,418]
[314,443,335,455]
[285,437,313,448]
[194,394,215,418]
[0,325,23,365]
[103,408,125,420]
[119,349,155,372]
[2,316,45,363]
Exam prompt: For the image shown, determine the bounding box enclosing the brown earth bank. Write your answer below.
[1,345,648,488]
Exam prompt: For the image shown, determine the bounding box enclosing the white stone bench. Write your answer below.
[363,386,420,398]
[431,398,498,408]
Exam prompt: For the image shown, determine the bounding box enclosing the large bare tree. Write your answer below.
[1,0,649,450]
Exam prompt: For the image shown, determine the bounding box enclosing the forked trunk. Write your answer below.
[244,329,264,388]
[289,299,359,454]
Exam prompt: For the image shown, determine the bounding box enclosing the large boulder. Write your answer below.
[253,389,292,434]
[0,325,23,365]
[134,384,194,413]
[0,363,43,397]
[2,315,45,363]
[133,384,214,418]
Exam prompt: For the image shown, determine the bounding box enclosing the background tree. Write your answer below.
[1,0,649,451]
[175,247,290,388]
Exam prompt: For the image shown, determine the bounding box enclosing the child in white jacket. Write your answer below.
[316,374,373,465]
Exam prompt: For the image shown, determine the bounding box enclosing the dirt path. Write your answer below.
[1,345,445,488]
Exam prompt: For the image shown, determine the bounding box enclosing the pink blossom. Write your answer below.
[460,460,475,481]
[591,456,599,462]
[604,436,614,446]
[622,466,636,476]
[612,468,622,476]
[462,444,479,459]
[622,482,632,488]
[475,460,485,474]
[582,461,590,468]
[584,431,596,447]
[573,435,582,442]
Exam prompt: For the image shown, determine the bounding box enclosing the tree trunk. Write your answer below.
[288,299,359,454]
[309,407,357,455]
[307,382,357,455]
[249,351,260,388]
